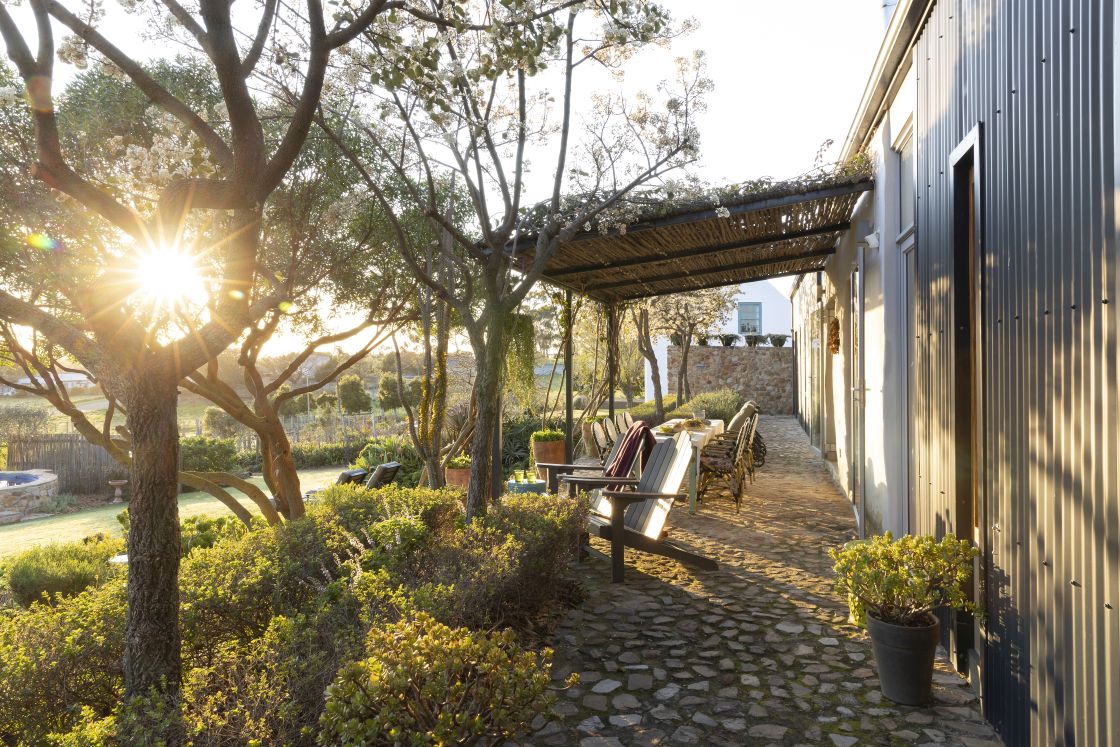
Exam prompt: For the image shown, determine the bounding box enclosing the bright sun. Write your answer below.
[130,246,208,314]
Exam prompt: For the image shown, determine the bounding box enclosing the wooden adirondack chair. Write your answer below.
[569,432,719,583]
[591,421,613,464]
[363,461,401,489]
[603,416,620,446]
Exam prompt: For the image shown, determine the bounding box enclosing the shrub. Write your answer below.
[530,428,564,443]
[830,533,980,626]
[354,436,423,487]
[0,579,126,743]
[3,535,125,607]
[695,333,710,346]
[743,333,765,347]
[289,441,366,469]
[410,493,585,628]
[318,612,554,747]
[718,333,740,347]
[667,388,744,425]
[180,436,238,473]
[181,515,249,556]
[626,395,679,426]
[445,454,471,469]
[768,333,789,347]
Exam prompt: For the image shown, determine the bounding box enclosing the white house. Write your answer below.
[643,280,791,399]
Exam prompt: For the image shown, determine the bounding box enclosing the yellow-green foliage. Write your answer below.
[318,612,553,746]
[830,532,980,626]
[2,534,125,607]
[0,578,125,743]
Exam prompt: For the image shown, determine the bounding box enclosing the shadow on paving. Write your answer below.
[521,416,1002,747]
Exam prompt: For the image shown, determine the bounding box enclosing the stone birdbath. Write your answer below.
[108,479,128,504]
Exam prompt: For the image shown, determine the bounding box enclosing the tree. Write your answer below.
[0,403,48,442]
[650,287,737,403]
[330,3,707,518]
[338,374,373,413]
[0,0,394,726]
[378,372,420,412]
[202,406,241,440]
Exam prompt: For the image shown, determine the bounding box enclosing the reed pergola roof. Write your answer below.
[516,174,874,303]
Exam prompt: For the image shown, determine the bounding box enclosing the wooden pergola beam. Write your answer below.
[546,220,852,280]
[510,178,872,251]
[586,245,839,294]
[613,263,829,301]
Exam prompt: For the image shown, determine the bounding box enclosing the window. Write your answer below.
[737,302,761,334]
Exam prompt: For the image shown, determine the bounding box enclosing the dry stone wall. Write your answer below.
[667,345,794,415]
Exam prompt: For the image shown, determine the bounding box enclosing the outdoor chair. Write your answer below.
[363,461,401,489]
[538,423,648,494]
[603,416,620,446]
[622,411,635,429]
[710,401,758,448]
[554,422,657,499]
[591,421,613,464]
[699,412,758,510]
[335,468,369,486]
[576,431,719,583]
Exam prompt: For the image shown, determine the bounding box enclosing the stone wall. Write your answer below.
[666,345,794,415]
[0,469,59,523]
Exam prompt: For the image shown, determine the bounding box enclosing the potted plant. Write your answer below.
[444,454,472,490]
[768,333,789,348]
[696,333,710,346]
[718,333,739,347]
[830,533,979,705]
[669,332,683,346]
[530,429,565,480]
[744,333,764,347]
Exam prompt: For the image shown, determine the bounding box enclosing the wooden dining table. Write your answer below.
[653,418,725,513]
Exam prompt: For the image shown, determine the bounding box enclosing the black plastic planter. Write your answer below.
[866,613,940,705]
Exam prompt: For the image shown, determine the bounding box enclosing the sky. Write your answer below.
[602,0,887,294]
[6,0,890,353]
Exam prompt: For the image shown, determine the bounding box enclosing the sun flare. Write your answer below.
[129,246,208,314]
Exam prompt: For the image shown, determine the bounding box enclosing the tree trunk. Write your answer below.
[120,365,183,737]
[261,420,303,519]
[633,308,665,421]
[465,318,505,520]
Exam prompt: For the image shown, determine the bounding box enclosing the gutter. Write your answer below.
[841,0,934,159]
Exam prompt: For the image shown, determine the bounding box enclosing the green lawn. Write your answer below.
[0,466,344,558]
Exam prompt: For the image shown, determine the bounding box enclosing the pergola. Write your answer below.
[509,172,874,470]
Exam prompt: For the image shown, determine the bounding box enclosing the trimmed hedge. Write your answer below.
[626,396,679,426]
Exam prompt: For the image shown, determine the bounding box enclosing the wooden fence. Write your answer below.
[6,434,118,494]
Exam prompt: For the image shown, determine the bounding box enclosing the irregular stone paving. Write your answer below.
[520,416,1003,747]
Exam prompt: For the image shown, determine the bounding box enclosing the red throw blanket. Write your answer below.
[603,423,656,492]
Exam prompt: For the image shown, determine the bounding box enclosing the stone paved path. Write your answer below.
[527,416,1002,747]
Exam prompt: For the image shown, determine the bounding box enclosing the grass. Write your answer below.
[0,466,344,558]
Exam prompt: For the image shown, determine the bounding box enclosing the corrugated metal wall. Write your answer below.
[913,1,1118,744]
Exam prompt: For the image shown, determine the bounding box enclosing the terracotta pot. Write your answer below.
[581,422,596,457]
[444,466,471,490]
[532,439,566,480]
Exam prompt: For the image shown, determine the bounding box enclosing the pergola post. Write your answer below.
[607,302,617,419]
[564,290,574,462]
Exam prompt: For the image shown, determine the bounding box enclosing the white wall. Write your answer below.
[642,280,792,400]
[789,64,916,538]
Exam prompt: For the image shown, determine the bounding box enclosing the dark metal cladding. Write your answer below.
[913,1,1117,744]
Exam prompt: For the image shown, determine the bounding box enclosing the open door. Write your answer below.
[950,126,984,682]
[849,253,866,537]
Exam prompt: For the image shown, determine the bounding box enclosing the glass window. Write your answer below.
[738,302,762,334]
[899,135,915,231]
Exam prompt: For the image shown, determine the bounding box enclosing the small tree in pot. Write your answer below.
[530,429,566,480]
[718,333,740,347]
[768,333,789,348]
[830,533,979,705]
[444,455,472,491]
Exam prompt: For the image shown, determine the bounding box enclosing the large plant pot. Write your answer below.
[532,439,566,480]
[866,613,940,705]
[580,422,596,457]
[444,467,471,491]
